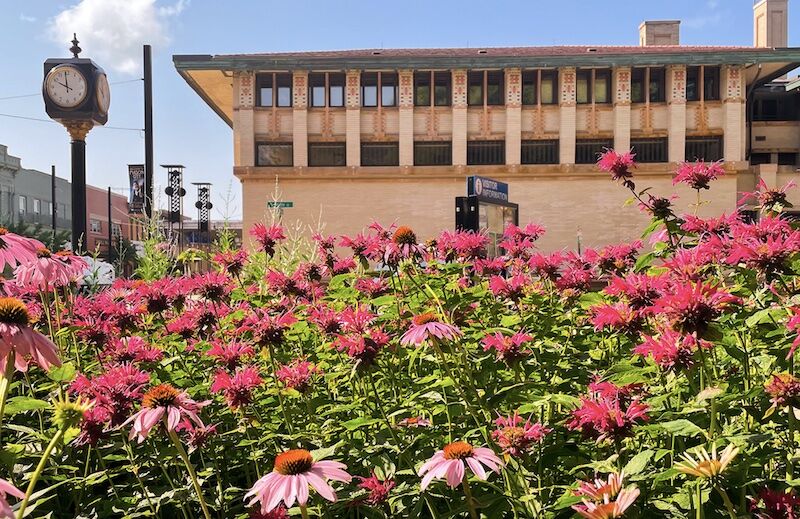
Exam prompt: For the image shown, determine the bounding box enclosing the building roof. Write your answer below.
[174,45,800,127]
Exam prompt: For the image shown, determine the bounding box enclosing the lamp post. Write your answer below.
[161,165,186,251]
[192,182,212,248]
[42,35,109,252]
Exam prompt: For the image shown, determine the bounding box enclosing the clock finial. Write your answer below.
[70,34,81,58]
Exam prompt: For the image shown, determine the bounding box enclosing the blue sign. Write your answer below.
[467,175,509,203]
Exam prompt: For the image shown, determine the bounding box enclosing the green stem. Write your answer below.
[716,486,738,519]
[267,343,295,435]
[0,351,15,442]
[695,480,703,519]
[17,427,65,519]
[168,429,212,519]
[462,477,479,519]
[300,504,310,519]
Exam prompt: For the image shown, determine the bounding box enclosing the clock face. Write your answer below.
[95,73,110,115]
[45,65,88,109]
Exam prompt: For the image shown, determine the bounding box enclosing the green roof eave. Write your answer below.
[174,48,800,72]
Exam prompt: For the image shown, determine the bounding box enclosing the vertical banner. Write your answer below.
[128,164,145,213]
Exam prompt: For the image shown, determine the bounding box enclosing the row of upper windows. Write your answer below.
[255,66,723,108]
[256,136,723,167]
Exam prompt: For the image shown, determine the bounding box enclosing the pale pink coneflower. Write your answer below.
[0,228,41,271]
[125,383,208,443]
[400,313,462,347]
[245,449,352,514]
[13,248,73,290]
[0,477,24,518]
[419,441,503,490]
[0,297,60,373]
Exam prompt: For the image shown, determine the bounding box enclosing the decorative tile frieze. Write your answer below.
[292,72,307,108]
[505,68,522,108]
[560,68,576,106]
[452,70,467,108]
[346,70,360,109]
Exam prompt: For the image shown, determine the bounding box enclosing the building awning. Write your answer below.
[174,46,800,128]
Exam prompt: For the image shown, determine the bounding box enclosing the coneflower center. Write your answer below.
[274,449,313,475]
[412,313,438,326]
[443,441,474,460]
[0,297,31,325]
[392,226,417,245]
[142,384,180,408]
[36,247,51,259]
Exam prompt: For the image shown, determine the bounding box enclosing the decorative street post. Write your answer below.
[162,165,186,250]
[192,183,212,247]
[42,35,110,252]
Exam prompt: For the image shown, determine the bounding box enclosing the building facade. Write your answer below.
[175,0,800,251]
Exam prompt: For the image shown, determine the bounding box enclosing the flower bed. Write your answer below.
[0,154,797,517]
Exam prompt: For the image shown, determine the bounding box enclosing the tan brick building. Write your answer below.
[175,0,800,251]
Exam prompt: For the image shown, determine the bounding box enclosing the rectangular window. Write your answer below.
[414,72,431,106]
[750,153,771,165]
[540,71,558,104]
[704,66,720,101]
[328,74,345,107]
[257,143,293,166]
[33,199,40,214]
[685,136,723,162]
[632,67,665,103]
[309,73,326,107]
[256,74,273,107]
[686,67,700,102]
[631,68,646,103]
[467,141,505,165]
[631,138,668,163]
[433,72,450,106]
[414,142,452,166]
[594,69,611,104]
[276,74,292,107]
[18,196,25,214]
[575,138,613,164]
[486,71,504,105]
[308,142,346,167]
[361,73,378,107]
[522,71,537,105]
[47,202,53,215]
[468,71,483,106]
[521,140,559,164]
[380,72,397,107]
[779,153,797,166]
[90,219,101,234]
[112,223,122,239]
[649,67,666,102]
[576,70,591,104]
[361,142,399,166]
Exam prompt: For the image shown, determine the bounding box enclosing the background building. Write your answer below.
[175,0,800,251]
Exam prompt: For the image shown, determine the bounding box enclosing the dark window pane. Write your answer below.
[750,153,771,165]
[649,68,665,102]
[576,70,590,104]
[414,141,452,166]
[685,136,723,162]
[381,73,397,107]
[467,141,505,165]
[575,139,613,164]
[486,71,504,105]
[308,143,346,166]
[522,71,537,105]
[521,140,559,164]
[594,69,611,103]
[414,72,431,106]
[329,74,345,107]
[257,143,293,166]
[468,71,483,106]
[361,142,399,166]
[276,74,292,107]
[779,153,797,166]
[361,73,378,107]
[257,74,273,107]
[704,66,720,101]
[686,67,700,102]
[631,138,667,163]
[631,68,646,103]
[541,71,557,104]
[434,72,450,106]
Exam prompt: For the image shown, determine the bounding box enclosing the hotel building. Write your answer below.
[175,0,800,251]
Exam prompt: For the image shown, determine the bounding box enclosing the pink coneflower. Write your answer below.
[0,228,41,271]
[0,477,24,518]
[765,373,800,410]
[492,413,551,457]
[53,250,89,281]
[14,247,74,290]
[384,226,423,265]
[419,441,503,490]
[101,336,163,365]
[567,382,649,442]
[674,160,724,190]
[572,471,640,519]
[481,332,532,364]
[275,359,321,393]
[597,149,636,183]
[245,449,352,514]
[634,328,705,372]
[750,488,800,519]
[398,416,432,428]
[206,340,254,370]
[355,472,395,506]
[126,383,208,443]
[400,313,462,347]
[249,223,285,256]
[0,297,60,373]
[574,471,627,501]
[211,366,263,409]
[650,281,739,335]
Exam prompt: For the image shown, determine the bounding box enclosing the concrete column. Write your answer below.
[559,67,577,165]
[613,67,631,153]
[398,69,414,166]
[723,65,745,163]
[345,70,361,167]
[451,69,468,166]
[233,71,255,167]
[667,65,687,163]
[505,68,522,166]
[292,72,308,167]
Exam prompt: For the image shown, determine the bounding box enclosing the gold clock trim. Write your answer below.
[45,65,89,110]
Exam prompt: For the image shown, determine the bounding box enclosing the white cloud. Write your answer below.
[19,13,37,22]
[48,0,188,75]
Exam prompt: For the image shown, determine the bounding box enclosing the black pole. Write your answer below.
[71,139,86,252]
[107,187,113,262]
[51,165,57,248]
[143,44,154,220]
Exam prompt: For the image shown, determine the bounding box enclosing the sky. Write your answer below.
[1,0,798,219]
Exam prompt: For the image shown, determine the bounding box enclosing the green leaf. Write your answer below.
[342,417,383,431]
[648,419,707,438]
[623,449,654,475]
[4,397,49,415]
[47,362,76,382]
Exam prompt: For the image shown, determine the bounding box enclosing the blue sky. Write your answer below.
[1,0,797,218]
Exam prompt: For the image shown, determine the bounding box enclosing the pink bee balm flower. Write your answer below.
[211,366,263,409]
[400,313,462,347]
[0,228,41,271]
[765,373,800,410]
[355,472,395,506]
[0,477,24,518]
[275,359,321,393]
[0,297,60,373]
[482,332,532,364]
[125,383,208,443]
[206,340,254,370]
[597,149,636,183]
[590,303,643,335]
[492,413,551,457]
[419,441,503,490]
[101,336,163,365]
[245,449,352,513]
[249,223,285,256]
[650,281,740,336]
[673,160,724,190]
[634,328,706,372]
[567,382,649,442]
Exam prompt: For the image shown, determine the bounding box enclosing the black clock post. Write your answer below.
[42,35,109,252]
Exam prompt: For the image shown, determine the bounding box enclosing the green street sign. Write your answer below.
[267,201,293,208]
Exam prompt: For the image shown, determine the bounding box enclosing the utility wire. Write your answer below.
[0,78,143,102]
[0,113,143,132]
